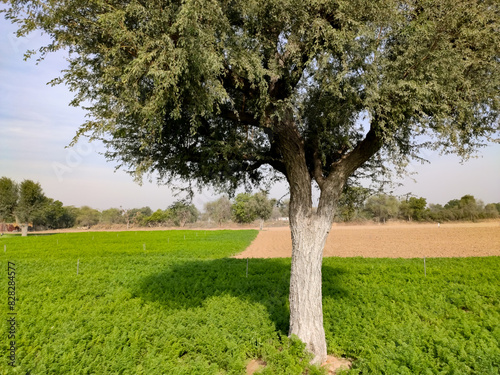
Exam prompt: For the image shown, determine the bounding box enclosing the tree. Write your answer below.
[495,204,500,215]
[443,195,482,221]
[364,194,400,223]
[443,198,462,220]
[459,194,479,221]
[75,206,101,228]
[55,204,77,229]
[204,196,232,226]
[0,177,18,227]
[34,199,76,229]
[250,191,275,230]
[484,203,499,219]
[231,193,257,224]
[399,196,427,221]
[145,209,171,227]
[232,192,274,228]
[120,206,131,229]
[428,203,445,222]
[444,199,460,210]
[101,208,126,225]
[169,201,199,227]
[4,0,499,363]
[1,177,75,230]
[15,180,46,236]
[128,206,153,226]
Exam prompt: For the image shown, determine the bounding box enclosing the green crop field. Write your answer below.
[1,231,499,374]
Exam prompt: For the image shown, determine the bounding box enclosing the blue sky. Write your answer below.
[1,18,499,211]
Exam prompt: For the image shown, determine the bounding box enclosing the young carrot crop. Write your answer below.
[0,231,498,374]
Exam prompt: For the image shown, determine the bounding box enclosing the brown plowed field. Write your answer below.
[234,221,500,259]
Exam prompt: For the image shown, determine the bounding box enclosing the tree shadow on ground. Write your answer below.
[134,257,348,335]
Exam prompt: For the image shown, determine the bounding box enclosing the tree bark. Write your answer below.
[288,210,333,364]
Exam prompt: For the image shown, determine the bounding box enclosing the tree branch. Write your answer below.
[221,62,259,99]
[328,124,384,182]
[218,106,261,127]
[312,142,325,188]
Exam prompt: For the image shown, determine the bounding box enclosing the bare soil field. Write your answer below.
[234,221,500,259]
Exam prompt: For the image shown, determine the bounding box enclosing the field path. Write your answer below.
[234,221,500,258]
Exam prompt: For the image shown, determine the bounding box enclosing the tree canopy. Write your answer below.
[168,200,199,226]
[0,177,18,222]
[231,193,258,224]
[204,196,232,226]
[3,0,498,195]
[15,180,46,224]
[231,191,274,227]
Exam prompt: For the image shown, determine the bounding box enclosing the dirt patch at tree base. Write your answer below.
[234,221,500,259]
[245,356,351,374]
[322,355,353,374]
[246,358,266,374]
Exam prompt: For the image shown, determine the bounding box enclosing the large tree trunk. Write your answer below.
[274,115,339,365]
[273,113,374,365]
[288,211,333,364]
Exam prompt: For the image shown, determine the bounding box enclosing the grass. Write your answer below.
[1,231,499,374]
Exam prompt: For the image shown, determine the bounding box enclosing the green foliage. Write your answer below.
[100,208,126,225]
[128,206,154,226]
[0,177,75,230]
[484,204,499,219]
[495,204,500,214]
[169,201,200,227]
[232,193,257,223]
[3,0,498,193]
[3,0,500,364]
[0,177,18,222]
[1,232,499,373]
[364,194,400,223]
[399,197,427,221]
[144,209,171,226]
[204,196,232,226]
[232,192,274,225]
[350,193,499,223]
[251,192,274,222]
[74,205,101,228]
[14,180,46,224]
[444,199,461,210]
[429,195,496,222]
[33,199,76,229]
[459,195,480,221]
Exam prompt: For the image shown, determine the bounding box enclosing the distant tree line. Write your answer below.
[336,187,500,223]
[1,177,499,233]
[0,177,75,235]
[0,177,279,231]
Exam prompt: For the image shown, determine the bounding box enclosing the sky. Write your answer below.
[1,18,499,211]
